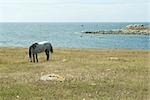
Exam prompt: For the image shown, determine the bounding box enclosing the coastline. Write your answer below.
[82,24,150,35]
[1,46,149,51]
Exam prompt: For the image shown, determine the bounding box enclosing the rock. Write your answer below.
[16,95,19,98]
[126,24,145,30]
[109,57,119,60]
[82,24,150,35]
[90,83,96,86]
[40,74,65,82]
[62,59,67,62]
[106,69,111,71]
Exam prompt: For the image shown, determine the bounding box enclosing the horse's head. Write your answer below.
[32,43,38,49]
[29,43,38,62]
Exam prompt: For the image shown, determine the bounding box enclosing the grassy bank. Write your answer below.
[0,48,149,100]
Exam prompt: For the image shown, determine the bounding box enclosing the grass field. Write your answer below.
[0,48,149,100]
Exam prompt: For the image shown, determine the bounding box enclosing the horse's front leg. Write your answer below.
[36,54,38,62]
[30,56,32,62]
[33,54,35,63]
[47,53,49,61]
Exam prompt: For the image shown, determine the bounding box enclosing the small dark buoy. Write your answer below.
[81,25,84,27]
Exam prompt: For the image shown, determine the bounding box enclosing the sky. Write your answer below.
[0,0,149,22]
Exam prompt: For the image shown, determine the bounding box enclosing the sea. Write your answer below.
[0,22,149,49]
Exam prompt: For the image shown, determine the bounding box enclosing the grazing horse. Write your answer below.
[29,41,53,62]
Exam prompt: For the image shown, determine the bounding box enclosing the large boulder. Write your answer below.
[40,73,65,82]
[126,24,145,30]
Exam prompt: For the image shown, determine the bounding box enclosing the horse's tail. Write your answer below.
[50,43,53,53]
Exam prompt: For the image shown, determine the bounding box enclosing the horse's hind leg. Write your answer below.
[45,50,49,61]
[46,52,49,61]
[47,53,49,61]
[33,54,35,63]
[36,54,38,62]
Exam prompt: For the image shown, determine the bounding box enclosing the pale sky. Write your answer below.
[0,0,149,22]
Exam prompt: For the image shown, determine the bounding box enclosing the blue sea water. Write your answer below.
[0,22,149,49]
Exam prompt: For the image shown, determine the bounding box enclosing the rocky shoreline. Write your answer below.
[82,24,150,35]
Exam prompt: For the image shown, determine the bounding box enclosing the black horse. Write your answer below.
[29,41,53,62]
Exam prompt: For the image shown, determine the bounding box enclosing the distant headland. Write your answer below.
[82,24,150,35]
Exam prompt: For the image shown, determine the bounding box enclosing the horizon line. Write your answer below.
[0,21,150,23]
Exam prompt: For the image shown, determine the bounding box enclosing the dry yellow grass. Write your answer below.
[0,47,149,100]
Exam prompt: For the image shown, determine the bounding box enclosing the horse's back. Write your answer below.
[43,42,52,50]
[38,41,49,45]
[30,41,52,53]
[38,41,52,47]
